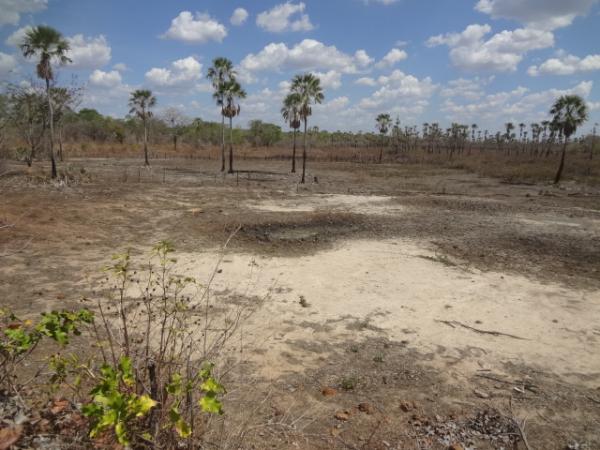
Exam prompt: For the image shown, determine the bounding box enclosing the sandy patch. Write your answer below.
[246,194,405,216]
[173,238,600,383]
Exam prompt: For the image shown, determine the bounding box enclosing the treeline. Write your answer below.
[0,87,286,161]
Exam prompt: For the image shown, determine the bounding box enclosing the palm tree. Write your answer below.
[217,80,246,174]
[375,113,391,163]
[20,25,71,179]
[281,93,302,173]
[504,122,514,141]
[207,58,236,172]
[550,95,588,184]
[290,73,324,184]
[128,90,156,166]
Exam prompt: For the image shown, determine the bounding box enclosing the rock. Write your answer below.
[334,411,350,421]
[474,389,490,399]
[0,426,22,450]
[358,402,374,414]
[400,400,417,412]
[322,387,337,397]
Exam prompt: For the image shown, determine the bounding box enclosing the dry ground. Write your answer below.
[1,158,600,449]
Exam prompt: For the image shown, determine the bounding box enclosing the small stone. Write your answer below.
[334,411,350,421]
[474,389,490,399]
[321,387,337,397]
[358,402,374,414]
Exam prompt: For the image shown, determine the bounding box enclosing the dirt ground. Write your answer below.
[1,158,600,449]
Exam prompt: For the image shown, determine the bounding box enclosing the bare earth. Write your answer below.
[1,158,600,449]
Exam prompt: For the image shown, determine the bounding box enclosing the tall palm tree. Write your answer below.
[207,58,236,172]
[20,25,71,179]
[290,73,324,184]
[375,113,391,163]
[217,80,246,174]
[549,95,588,184]
[128,90,156,166]
[281,93,302,173]
[504,122,515,141]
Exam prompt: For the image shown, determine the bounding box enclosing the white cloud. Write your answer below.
[230,7,249,26]
[145,56,202,88]
[354,49,374,68]
[475,0,598,30]
[440,76,494,100]
[162,11,227,43]
[0,52,18,76]
[358,69,438,113]
[0,0,47,27]
[5,25,32,47]
[441,80,593,124]
[363,0,400,4]
[355,77,377,86]
[256,2,314,32]
[240,39,371,76]
[376,48,408,68]
[312,70,342,89]
[67,34,112,69]
[113,63,129,72]
[528,53,600,76]
[427,24,553,72]
[89,69,122,88]
[315,96,350,112]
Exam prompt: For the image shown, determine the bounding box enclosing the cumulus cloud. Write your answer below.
[240,39,372,76]
[162,11,227,43]
[145,56,203,88]
[355,77,377,86]
[354,50,374,68]
[440,76,494,100]
[89,69,122,88]
[528,53,600,76]
[230,7,249,25]
[67,34,112,69]
[442,80,593,124]
[358,69,438,113]
[0,0,47,27]
[113,63,129,72]
[5,25,32,47]
[475,0,598,30]
[376,48,408,68]
[427,24,553,72]
[256,2,314,32]
[312,70,342,89]
[0,52,18,76]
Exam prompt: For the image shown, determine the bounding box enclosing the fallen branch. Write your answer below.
[436,320,528,340]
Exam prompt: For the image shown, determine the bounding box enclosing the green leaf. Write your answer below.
[199,393,223,415]
[200,377,225,394]
[115,421,129,446]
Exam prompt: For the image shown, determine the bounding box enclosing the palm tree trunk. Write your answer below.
[554,138,568,184]
[228,116,234,174]
[143,119,149,166]
[221,113,225,172]
[45,78,57,179]
[292,129,297,173]
[58,123,63,162]
[378,134,384,164]
[301,119,307,184]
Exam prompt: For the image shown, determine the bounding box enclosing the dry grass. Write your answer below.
[5,139,600,185]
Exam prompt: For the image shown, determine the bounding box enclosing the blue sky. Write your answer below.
[1,0,599,133]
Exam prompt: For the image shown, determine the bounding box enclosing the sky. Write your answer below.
[0,0,599,134]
